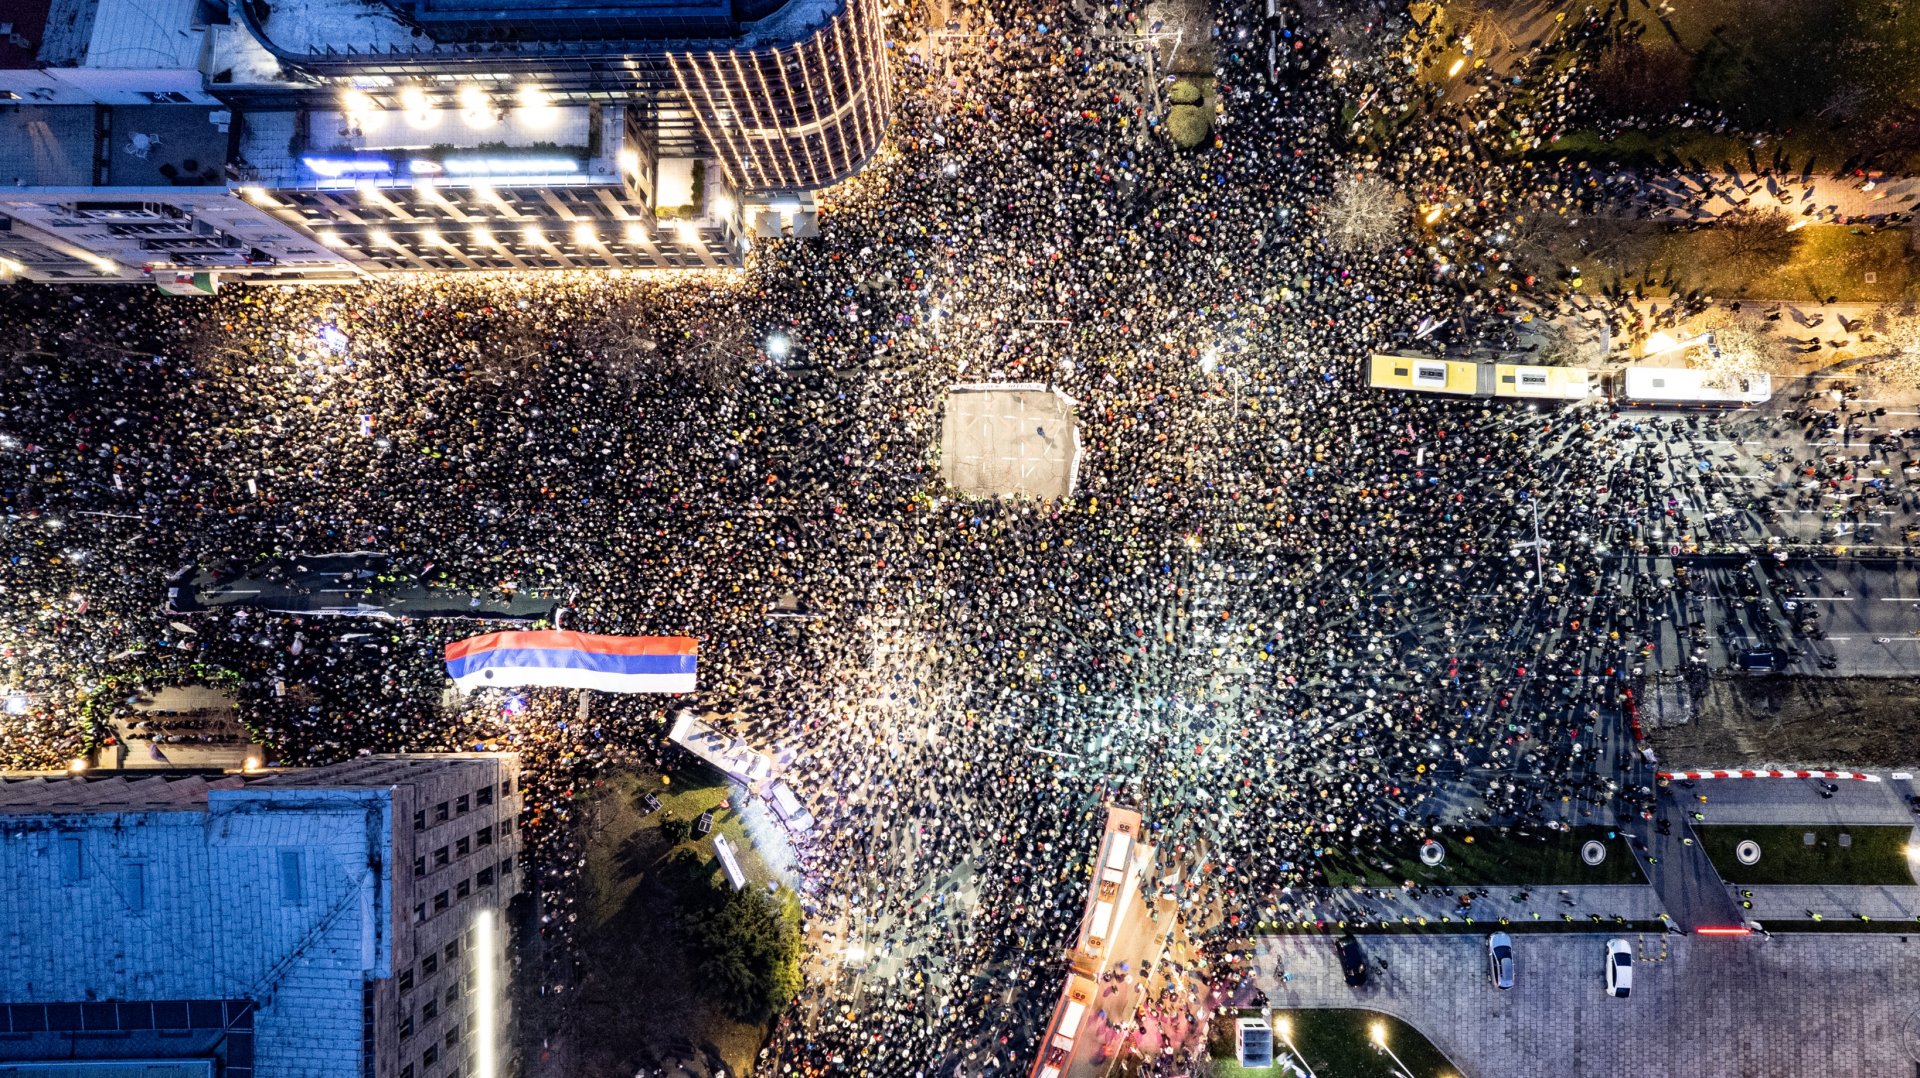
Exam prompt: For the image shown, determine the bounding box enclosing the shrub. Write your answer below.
[1169,79,1202,106]
[1168,104,1212,150]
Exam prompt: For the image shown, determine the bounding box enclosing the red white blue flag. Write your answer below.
[445,631,697,694]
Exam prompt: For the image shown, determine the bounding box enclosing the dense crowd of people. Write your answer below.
[0,0,1853,1073]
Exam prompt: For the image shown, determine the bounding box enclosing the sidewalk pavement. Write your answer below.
[1640,168,1920,225]
[1300,882,1666,928]
[1743,881,1920,923]
[1676,774,1917,825]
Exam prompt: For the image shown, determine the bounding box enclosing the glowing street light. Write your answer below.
[623,221,648,245]
[521,225,545,247]
[399,85,433,128]
[1274,1016,1318,1078]
[516,83,555,126]
[471,226,499,248]
[472,909,500,1078]
[571,222,598,247]
[1371,1022,1414,1078]
[766,333,791,359]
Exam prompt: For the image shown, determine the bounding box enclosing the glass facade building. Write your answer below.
[0,0,889,282]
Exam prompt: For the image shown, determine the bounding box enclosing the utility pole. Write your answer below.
[1532,494,1545,588]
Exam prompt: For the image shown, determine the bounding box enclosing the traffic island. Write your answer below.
[1321,827,1647,887]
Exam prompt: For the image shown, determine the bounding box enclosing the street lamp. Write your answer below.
[766,333,792,360]
[1274,1015,1317,1078]
[1370,1022,1413,1078]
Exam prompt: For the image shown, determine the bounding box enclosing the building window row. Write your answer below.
[412,857,514,923]
[414,824,501,878]
[413,779,516,833]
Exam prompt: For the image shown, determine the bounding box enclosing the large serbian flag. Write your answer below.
[444,631,697,694]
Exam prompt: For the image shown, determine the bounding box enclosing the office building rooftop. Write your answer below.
[0,104,227,188]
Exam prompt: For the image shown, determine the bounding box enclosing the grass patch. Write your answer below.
[1209,1008,1457,1078]
[1697,824,1918,885]
[570,767,776,1078]
[1320,827,1645,886]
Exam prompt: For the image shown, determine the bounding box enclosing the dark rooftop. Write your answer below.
[0,0,56,67]
[0,105,227,188]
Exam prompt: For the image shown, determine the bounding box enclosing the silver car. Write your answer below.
[1486,932,1514,990]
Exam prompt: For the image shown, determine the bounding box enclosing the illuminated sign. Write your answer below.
[301,156,394,178]
[303,155,580,180]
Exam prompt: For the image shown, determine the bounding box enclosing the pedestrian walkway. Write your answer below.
[1641,168,1920,225]
[1303,882,1665,927]
[1684,775,1916,825]
[1634,788,1745,929]
[1744,881,1920,923]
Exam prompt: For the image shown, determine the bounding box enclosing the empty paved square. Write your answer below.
[939,384,1080,499]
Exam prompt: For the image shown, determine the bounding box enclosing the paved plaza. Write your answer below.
[938,385,1081,499]
[1255,932,1920,1078]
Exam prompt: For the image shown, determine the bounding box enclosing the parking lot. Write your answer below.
[1256,932,1920,1078]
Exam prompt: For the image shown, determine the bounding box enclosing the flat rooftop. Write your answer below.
[31,0,204,68]
[0,105,227,188]
[0,0,55,67]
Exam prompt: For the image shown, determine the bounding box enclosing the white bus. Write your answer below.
[1029,973,1097,1078]
[1615,366,1772,407]
[768,780,815,834]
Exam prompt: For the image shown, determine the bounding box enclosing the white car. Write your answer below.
[1605,938,1633,998]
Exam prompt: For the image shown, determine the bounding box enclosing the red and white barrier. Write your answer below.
[1657,769,1880,783]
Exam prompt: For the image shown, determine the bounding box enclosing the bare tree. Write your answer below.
[1858,308,1920,389]
[1709,207,1800,268]
[1324,174,1408,253]
[1695,318,1787,388]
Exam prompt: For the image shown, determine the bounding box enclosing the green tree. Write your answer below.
[679,883,804,1022]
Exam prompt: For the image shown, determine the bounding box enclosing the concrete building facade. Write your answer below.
[0,0,887,283]
[0,753,523,1078]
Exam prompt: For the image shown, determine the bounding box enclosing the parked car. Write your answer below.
[1337,932,1368,987]
[1605,938,1633,997]
[1486,932,1514,990]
